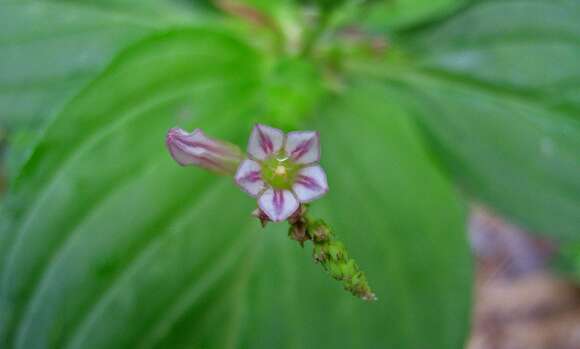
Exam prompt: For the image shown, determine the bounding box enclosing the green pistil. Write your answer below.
[261,154,300,190]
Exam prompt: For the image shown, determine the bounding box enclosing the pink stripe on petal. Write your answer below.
[273,190,283,215]
[166,128,243,175]
[290,138,315,160]
[295,175,322,190]
[285,131,320,164]
[235,159,265,197]
[247,124,284,160]
[196,155,229,173]
[257,127,274,154]
[244,171,262,182]
[258,188,299,222]
[292,165,328,203]
[178,139,223,155]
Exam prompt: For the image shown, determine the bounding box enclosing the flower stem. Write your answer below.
[288,206,377,301]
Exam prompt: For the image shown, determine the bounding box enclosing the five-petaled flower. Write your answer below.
[235,124,329,222]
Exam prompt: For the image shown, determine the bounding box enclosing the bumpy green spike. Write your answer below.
[288,206,376,301]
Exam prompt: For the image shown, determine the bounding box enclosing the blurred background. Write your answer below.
[1,0,579,348]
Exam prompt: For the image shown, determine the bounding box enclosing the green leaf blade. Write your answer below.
[362,0,467,30]
[365,0,580,240]
[2,6,473,349]
[0,28,263,348]
[313,82,471,349]
[0,1,166,130]
[403,0,580,112]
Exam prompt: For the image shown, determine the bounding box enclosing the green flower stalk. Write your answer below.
[288,205,376,301]
[166,124,375,301]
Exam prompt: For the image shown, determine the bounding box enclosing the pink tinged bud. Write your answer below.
[166,128,243,175]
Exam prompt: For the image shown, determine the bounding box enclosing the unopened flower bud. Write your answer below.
[166,128,243,175]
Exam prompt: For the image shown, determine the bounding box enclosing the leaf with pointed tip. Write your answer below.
[355,0,580,240]
[232,82,472,349]
[0,28,471,349]
[132,82,472,349]
[403,0,580,113]
[0,28,263,348]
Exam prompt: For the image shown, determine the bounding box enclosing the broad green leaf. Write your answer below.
[261,57,325,128]
[551,241,580,279]
[228,82,471,349]
[403,0,580,113]
[0,29,471,349]
[0,28,263,348]
[0,0,199,131]
[400,75,580,241]
[354,0,580,240]
[361,0,466,30]
[49,0,204,16]
[0,0,211,189]
[162,82,472,349]
[319,83,472,349]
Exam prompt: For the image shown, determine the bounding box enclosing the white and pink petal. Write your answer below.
[247,124,284,160]
[234,159,265,197]
[292,165,328,203]
[285,131,320,164]
[258,188,299,222]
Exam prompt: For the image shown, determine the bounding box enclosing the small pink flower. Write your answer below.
[166,128,243,175]
[235,124,329,222]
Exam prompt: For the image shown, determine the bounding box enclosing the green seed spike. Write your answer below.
[287,206,377,301]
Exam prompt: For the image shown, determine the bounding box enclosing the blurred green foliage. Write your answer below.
[0,0,579,348]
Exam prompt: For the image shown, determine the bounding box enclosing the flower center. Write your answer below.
[261,154,299,189]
